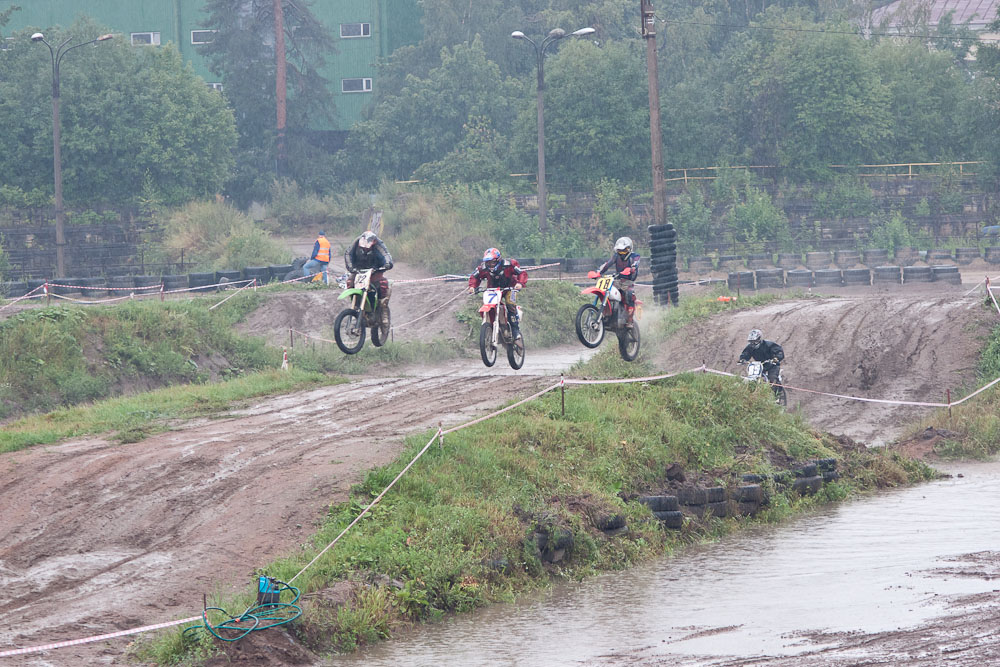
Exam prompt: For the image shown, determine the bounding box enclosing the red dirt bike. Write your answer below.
[476,287,525,370]
[575,269,641,361]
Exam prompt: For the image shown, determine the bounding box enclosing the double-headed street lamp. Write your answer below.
[31,31,114,278]
[512,26,595,235]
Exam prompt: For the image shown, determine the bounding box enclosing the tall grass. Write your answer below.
[151,200,292,271]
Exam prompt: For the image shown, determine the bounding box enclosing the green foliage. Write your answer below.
[512,40,650,185]
[266,180,370,235]
[868,210,913,255]
[812,177,877,218]
[726,187,790,252]
[0,19,236,206]
[156,200,291,271]
[412,116,511,185]
[673,186,714,257]
[0,184,50,208]
[343,36,519,186]
[387,187,599,275]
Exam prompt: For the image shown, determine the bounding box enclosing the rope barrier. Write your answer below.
[391,287,468,331]
[987,277,1000,316]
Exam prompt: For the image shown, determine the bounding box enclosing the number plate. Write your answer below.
[483,289,502,305]
[595,276,613,291]
[354,270,371,290]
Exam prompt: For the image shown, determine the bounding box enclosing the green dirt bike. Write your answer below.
[334,269,390,354]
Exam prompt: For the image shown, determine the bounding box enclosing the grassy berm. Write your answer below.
[143,372,934,663]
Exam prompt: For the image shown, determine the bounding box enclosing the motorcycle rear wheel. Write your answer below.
[507,332,525,370]
[479,322,497,367]
[575,304,604,348]
[617,323,640,361]
[334,309,366,354]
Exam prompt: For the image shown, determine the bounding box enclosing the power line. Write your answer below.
[661,18,989,43]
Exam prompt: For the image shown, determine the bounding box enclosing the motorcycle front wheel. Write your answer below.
[617,323,640,361]
[774,384,787,407]
[575,304,604,348]
[334,309,366,354]
[479,322,497,367]
[371,304,390,347]
[506,332,525,370]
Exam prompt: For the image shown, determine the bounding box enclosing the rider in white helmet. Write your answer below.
[596,236,640,327]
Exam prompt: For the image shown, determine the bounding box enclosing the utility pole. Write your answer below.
[274,0,287,176]
[642,0,667,226]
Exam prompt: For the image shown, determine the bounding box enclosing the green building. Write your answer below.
[4,0,422,131]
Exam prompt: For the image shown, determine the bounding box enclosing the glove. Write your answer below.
[466,286,475,294]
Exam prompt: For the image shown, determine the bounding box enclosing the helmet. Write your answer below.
[747,329,763,349]
[482,247,502,272]
[358,231,377,251]
[614,236,633,257]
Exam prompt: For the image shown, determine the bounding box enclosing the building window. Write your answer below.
[208,82,224,92]
[131,32,161,46]
[340,23,371,38]
[342,77,372,93]
[191,30,217,45]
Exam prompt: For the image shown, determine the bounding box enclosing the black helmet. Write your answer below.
[747,329,763,349]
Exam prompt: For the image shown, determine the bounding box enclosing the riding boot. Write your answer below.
[379,292,391,327]
[625,305,635,328]
[508,310,520,340]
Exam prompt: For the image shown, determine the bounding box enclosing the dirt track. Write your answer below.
[657,283,995,445]
[1,267,998,664]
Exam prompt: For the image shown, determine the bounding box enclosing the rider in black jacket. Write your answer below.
[738,328,784,385]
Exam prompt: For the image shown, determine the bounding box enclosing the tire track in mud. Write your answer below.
[0,374,551,662]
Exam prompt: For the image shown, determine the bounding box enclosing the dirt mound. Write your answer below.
[657,285,995,445]
[238,279,470,348]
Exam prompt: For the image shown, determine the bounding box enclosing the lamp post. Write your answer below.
[512,26,595,235]
[31,31,114,278]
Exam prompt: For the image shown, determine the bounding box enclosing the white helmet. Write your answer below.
[358,231,377,250]
[614,236,633,256]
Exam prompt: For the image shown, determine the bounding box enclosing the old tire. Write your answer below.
[334,309,366,355]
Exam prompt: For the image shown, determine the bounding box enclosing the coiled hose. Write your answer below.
[184,578,301,642]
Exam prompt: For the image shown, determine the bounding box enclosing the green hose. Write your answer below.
[184,578,302,642]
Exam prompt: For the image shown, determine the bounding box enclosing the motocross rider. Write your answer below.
[596,236,640,328]
[467,248,528,340]
[738,329,785,388]
[345,231,394,326]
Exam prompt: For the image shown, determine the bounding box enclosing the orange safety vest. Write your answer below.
[315,236,331,262]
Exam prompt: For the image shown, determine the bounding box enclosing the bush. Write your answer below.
[868,210,913,255]
[727,186,790,252]
[812,177,877,218]
[674,186,713,256]
[156,200,291,271]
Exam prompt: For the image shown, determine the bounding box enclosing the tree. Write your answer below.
[511,39,650,186]
[341,36,520,186]
[0,19,236,206]
[198,0,336,204]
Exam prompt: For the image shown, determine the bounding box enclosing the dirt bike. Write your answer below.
[476,287,525,370]
[334,269,390,354]
[575,269,641,361]
[741,359,787,406]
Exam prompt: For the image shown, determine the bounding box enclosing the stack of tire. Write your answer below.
[648,223,679,306]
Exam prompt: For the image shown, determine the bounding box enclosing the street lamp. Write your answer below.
[512,26,595,235]
[31,31,114,278]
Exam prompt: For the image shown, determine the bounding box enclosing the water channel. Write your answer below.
[337,459,1000,666]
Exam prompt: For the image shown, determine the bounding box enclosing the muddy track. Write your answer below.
[0,374,552,664]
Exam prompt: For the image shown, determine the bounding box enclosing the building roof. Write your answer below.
[872,0,999,31]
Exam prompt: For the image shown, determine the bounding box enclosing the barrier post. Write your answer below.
[160,282,165,302]
[561,374,566,415]
[45,282,50,305]
[438,423,444,450]
[281,347,289,370]
[947,388,952,421]
[289,328,294,348]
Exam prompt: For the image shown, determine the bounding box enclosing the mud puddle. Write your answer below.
[341,460,1000,666]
